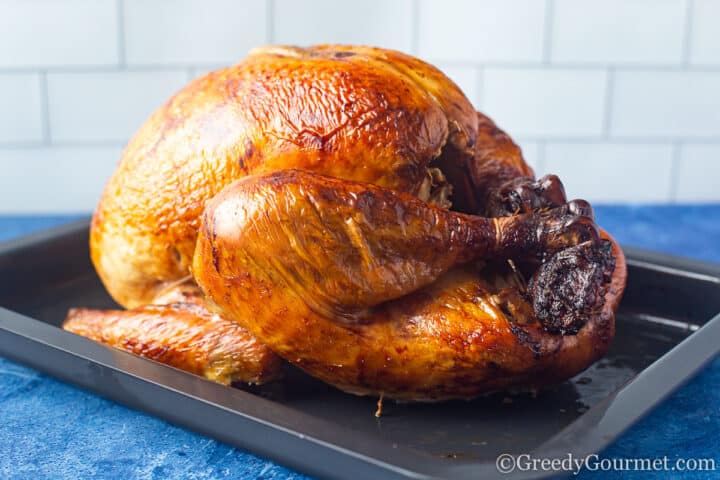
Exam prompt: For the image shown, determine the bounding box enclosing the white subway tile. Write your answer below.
[274,0,412,51]
[0,75,43,143]
[544,143,673,203]
[516,140,541,173]
[676,144,720,202]
[611,71,720,138]
[0,147,123,213]
[417,0,546,62]
[552,0,687,64]
[690,0,720,65]
[437,65,480,108]
[189,65,229,79]
[483,68,607,138]
[48,71,188,142]
[125,0,267,65]
[0,0,117,67]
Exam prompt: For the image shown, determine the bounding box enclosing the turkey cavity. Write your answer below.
[417,167,453,209]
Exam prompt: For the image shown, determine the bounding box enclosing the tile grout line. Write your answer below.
[602,67,615,138]
[537,140,547,173]
[478,66,487,109]
[5,63,720,75]
[0,65,212,74]
[4,138,716,150]
[410,0,420,56]
[681,0,695,66]
[38,71,51,145]
[507,137,720,144]
[117,0,126,68]
[0,140,128,149]
[542,0,554,64]
[475,65,484,110]
[266,0,275,43]
[669,142,682,203]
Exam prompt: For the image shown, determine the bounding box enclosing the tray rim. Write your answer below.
[1,221,719,480]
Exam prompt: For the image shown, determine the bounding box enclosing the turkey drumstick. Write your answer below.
[193,170,619,400]
[196,170,599,319]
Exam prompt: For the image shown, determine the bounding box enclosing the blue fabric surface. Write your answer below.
[1,206,719,479]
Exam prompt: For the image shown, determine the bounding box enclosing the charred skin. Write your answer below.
[193,170,624,400]
[530,240,616,335]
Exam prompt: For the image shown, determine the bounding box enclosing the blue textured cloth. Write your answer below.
[1,207,719,479]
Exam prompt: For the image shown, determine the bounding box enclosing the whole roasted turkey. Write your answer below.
[64,45,626,401]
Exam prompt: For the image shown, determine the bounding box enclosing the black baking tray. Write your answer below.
[1,219,719,480]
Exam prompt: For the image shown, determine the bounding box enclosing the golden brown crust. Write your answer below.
[474,112,533,177]
[63,299,283,385]
[81,44,626,401]
[91,45,476,308]
[193,170,626,401]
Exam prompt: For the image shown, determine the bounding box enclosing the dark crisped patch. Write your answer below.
[529,240,615,335]
[485,174,568,217]
[240,139,254,170]
[509,324,543,358]
[206,211,220,274]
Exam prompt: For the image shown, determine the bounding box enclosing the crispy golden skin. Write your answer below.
[74,44,626,399]
[64,295,282,385]
[194,170,600,318]
[193,170,625,400]
[92,45,477,308]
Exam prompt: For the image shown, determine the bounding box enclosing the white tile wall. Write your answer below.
[516,141,542,172]
[47,71,187,142]
[188,65,228,80]
[0,147,122,213]
[543,143,674,202]
[0,0,718,211]
[274,0,412,52]
[124,0,267,65]
[551,0,687,65]
[689,0,720,65]
[0,0,118,67]
[676,144,720,202]
[0,75,43,143]
[417,0,546,63]
[483,69,607,138]
[438,65,480,108]
[611,71,720,138]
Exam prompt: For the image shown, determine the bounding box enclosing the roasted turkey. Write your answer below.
[64,45,626,401]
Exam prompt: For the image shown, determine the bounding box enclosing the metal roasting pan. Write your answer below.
[1,219,719,479]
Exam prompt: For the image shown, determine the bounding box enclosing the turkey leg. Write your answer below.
[194,169,600,320]
[470,112,569,217]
